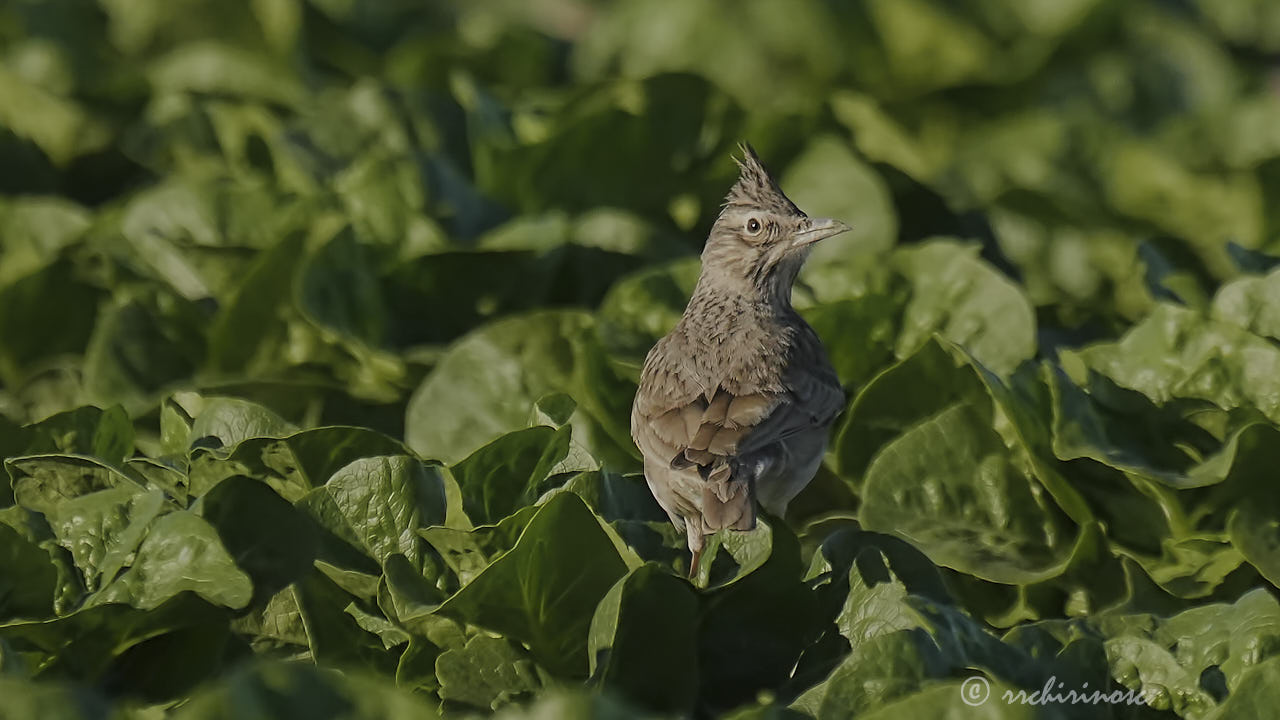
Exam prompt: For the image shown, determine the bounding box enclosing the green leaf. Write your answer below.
[93,510,252,610]
[892,240,1037,376]
[587,564,699,714]
[206,231,305,375]
[0,508,66,620]
[697,519,826,711]
[450,426,570,526]
[0,197,90,287]
[833,337,985,484]
[418,505,537,589]
[291,568,399,675]
[436,635,545,710]
[188,397,296,450]
[297,455,446,573]
[7,454,142,517]
[297,227,389,348]
[44,484,165,594]
[0,68,111,165]
[859,402,1077,584]
[1212,265,1280,341]
[801,630,950,719]
[1062,304,1280,423]
[597,257,700,362]
[81,293,207,413]
[187,425,409,502]
[1047,366,1235,489]
[781,133,897,254]
[435,492,628,677]
[405,311,594,464]
[1212,656,1280,720]
[0,258,102,388]
[17,405,134,466]
[197,476,318,603]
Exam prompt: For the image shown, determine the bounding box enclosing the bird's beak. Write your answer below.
[792,217,852,247]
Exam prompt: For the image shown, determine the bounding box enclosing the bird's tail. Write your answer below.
[700,464,755,532]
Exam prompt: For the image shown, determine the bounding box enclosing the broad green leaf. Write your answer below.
[188,397,295,450]
[1047,366,1243,489]
[1100,140,1261,280]
[16,405,133,465]
[0,592,224,684]
[187,425,408,502]
[197,476,318,603]
[7,454,143,517]
[435,492,628,677]
[405,311,593,464]
[696,520,825,711]
[575,3,843,110]
[419,505,537,590]
[231,587,309,654]
[45,483,165,594]
[781,134,897,254]
[833,337,985,483]
[0,68,110,165]
[450,426,570,526]
[805,529,951,607]
[799,630,949,719]
[81,294,206,412]
[0,259,102,388]
[892,240,1037,376]
[297,455,446,573]
[1212,656,1280,720]
[296,227,389,348]
[206,231,305,375]
[91,509,252,610]
[1120,534,1251,601]
[587,564,699,714]
[859,402,1076,584]
[864,0,996,94]
[1212,265,1280,340]
[0,197,90,287]
[291,569,399,675]
[436,635,545,711]
[1062,304,1280,423]
[1102,636,1216,715]
[987,206,1151,320]
[597,257,700,362]
[0,508,66,620]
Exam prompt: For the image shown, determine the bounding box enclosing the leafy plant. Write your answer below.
[3,0,1280,717]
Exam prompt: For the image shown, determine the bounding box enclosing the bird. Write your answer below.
[631,143,850,579]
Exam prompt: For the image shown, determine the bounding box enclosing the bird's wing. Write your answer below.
[633,370,842,531]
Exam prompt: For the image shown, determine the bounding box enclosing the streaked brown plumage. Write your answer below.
[631,143,849,577]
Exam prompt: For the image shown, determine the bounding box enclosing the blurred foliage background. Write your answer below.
[7,0,1280,718]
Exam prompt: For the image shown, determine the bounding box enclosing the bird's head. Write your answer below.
[699,143,850,300]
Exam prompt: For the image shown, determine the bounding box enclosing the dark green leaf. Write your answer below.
[435,492,628,676]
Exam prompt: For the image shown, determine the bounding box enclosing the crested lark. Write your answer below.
[631,143,849,578]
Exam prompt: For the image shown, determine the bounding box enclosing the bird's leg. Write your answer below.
[685,520,704,582]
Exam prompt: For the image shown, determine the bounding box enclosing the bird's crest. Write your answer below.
[724,142,802,217]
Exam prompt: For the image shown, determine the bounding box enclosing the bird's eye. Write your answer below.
[746,218,762,234]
